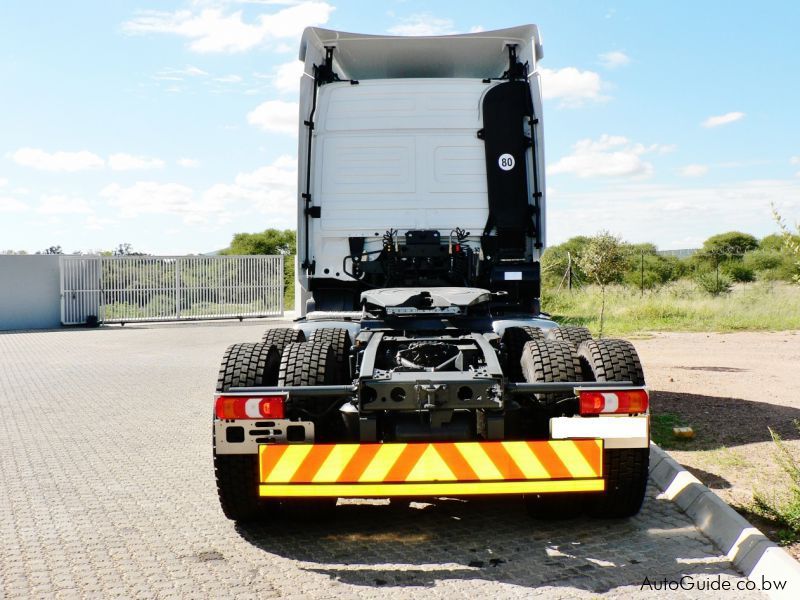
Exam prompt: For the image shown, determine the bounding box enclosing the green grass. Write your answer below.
[751,426,800,544]
[650,413,692,448]
[543,280,800,335]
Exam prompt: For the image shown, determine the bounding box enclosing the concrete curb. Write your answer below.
[650,443,800,598]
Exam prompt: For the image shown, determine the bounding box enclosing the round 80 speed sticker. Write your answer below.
[498,153,515,171]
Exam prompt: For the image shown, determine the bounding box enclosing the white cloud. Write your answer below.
[790,156,800,165]
[539,67,607,107]
[38,195,92,215]
[0,196,28,212]
[214,74,243,83]
[10,148,104,172]
[99,155,297,226]
[154,65,208,80]
[548,135,670,179]
[0,177,7,188]
[100,181,201,222]
[598,51,631,69]
[680,164,709,177]
[177,158,200,168]
[85,215,119,230]
[122,2,335,53]
[701,111,745,128]
[388,14,457,36]
[247,100,297,135]
[204,155,296,225]
[274,60,304,94]
[108,153,165,171]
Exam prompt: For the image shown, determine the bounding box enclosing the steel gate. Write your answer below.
[60,255,284,325]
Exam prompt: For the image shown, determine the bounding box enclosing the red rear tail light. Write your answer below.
[579,388,649,415]
[214,394,286,419]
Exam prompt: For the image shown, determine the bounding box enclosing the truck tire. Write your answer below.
[589,448,650,518]
[278,341,337,387]
[277,341,339,514]
[546,326,592,348]
[261,327,305,354]
[520,339,582,402]
[213,343,281,522]
[577,338,648,518]
[502,326,545,381]
[216,342,281,391]
[307,328,352,383]
[520,339,584,518]
[576,338,645,386]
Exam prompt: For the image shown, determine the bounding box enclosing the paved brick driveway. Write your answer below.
[0,322,761,598]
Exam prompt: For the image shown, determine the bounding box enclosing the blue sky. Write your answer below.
[1,0,798,254]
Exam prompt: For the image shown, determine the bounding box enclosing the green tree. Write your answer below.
[222,229,296,256]
[576,231,628,337]
[695,231,759,262]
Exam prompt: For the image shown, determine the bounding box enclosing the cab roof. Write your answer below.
[300,25,542,80]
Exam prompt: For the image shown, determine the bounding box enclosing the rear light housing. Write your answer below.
[214,394,286,419]
[578,388,649,415]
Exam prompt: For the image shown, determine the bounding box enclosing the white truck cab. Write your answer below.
[296,26,547,316]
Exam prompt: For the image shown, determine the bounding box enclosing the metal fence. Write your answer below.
[60,255,284,325]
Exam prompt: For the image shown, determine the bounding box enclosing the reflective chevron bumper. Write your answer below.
[258,440,604,497]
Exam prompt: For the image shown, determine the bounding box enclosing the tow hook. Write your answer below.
[416,383,448,409]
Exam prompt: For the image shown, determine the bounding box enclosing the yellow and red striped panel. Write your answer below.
[258,440,604,497]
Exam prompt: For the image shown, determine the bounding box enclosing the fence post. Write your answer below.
[98,255,105,324]
[640,250,645,298]
[175,258,181,320]
[567,252,573,291]
[279,255,285,316]
[59,256,65,325]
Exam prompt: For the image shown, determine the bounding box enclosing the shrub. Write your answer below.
[753,425,800,542]
[743,249,796,282]
[723,262,755,283]
[772,205,800,283]
[695,271,733,295]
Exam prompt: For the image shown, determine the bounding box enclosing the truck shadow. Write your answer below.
[236,487,742,593]
[651,389,800,450]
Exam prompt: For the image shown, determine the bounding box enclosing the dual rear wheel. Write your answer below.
[214,327,350,522]
[510,327,649,519]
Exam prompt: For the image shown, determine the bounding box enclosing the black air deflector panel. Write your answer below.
[480,80,535,256]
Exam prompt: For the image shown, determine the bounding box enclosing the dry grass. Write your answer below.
[542,280,800,335]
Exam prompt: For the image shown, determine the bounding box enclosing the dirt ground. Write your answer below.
[632,330,800,555]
